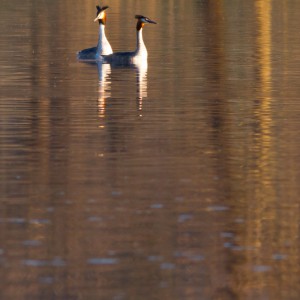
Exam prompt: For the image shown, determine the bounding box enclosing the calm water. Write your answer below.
[1,1,300,299]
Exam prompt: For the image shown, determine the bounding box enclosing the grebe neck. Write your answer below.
[136,28,147,57]
[97,24,113,56]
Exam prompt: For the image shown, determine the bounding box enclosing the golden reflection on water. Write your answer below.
[242,0,275,295]
[254,0,273,214]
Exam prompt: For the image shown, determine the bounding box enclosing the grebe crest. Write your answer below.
[135,15,157,30]
[94,5,109,25]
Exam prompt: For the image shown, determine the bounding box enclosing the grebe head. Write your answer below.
[94,5,109,25]
[135,15,157,31]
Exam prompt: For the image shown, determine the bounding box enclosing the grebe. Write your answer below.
[103,15,156,65]
[77,5,113,60]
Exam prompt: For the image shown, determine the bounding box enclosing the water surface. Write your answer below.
[1,1,300,299]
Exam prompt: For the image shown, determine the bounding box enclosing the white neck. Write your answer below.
[135,29,147,58]
[97,24,113,56]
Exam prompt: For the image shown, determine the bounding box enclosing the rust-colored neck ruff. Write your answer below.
[99,14,107,25]
[136,20,144,31]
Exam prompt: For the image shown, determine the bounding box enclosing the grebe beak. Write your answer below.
[147,19,157,24]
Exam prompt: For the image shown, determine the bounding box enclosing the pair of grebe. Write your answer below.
[77,5,156,64]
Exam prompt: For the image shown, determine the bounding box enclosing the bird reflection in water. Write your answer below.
[96,60,148,119]
[134,60,148,114]
[96,61,111,120]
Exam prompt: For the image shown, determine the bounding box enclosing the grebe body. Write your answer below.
[77,6,113,61]
[103,15,156,66]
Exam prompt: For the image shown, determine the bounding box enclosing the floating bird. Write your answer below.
[103,15,156,65]
[77,5,113,60]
